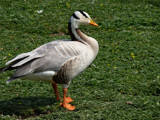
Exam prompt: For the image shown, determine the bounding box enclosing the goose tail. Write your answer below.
[6,77,20,83]
[0,66,9,74]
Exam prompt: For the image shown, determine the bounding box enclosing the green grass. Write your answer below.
[0,0,160,119]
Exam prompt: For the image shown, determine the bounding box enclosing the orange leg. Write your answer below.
[60,88,76,111]
[52,83,61,101]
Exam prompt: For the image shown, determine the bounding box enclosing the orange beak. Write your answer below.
[89,19,99,27]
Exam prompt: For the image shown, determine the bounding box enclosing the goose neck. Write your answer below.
[68,22,85,42]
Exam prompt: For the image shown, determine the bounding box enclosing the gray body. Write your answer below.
[1,11,99,88]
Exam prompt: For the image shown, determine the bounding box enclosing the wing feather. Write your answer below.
[11,40,85,78]
[6,53,29,66]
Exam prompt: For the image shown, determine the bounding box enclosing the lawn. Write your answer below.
[0,0,160,119]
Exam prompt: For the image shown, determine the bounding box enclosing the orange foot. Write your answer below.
[60,97,75,111]
[61,103,76,111]
[66,97,74,103]
[60,97,74,106]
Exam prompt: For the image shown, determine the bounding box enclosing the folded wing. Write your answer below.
[6,40,82,79]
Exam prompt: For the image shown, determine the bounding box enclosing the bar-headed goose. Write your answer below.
[0,11,99,111]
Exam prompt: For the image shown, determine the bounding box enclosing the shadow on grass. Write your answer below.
[0,96,58,118]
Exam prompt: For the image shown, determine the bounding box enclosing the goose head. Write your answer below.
[69,11,98,28]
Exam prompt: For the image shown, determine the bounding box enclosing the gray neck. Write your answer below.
[68,22,80,39]
[68,21,87,44]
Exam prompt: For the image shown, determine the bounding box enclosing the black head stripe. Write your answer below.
[79,11,88,18]
[72,13,80,19]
